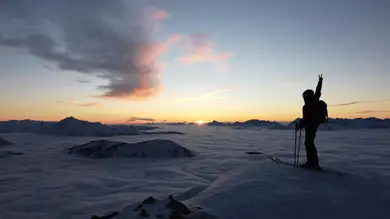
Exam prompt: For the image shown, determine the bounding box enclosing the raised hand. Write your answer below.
[319,74,323,81]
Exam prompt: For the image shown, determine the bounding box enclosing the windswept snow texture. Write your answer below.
[68,139,194,158]
[0,126,389,219]
[0,137,13,146]
[189,162,390,219]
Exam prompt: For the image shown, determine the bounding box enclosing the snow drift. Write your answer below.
[68,139,194,158]
[0,137,13,146]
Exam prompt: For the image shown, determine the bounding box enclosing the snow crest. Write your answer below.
[68,139,194,158]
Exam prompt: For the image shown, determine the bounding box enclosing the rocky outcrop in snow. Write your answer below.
[91,195,219,219]
[68,139,194,158]
[0,137,13,146]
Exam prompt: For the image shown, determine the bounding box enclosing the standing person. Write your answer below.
[297,74,326,169]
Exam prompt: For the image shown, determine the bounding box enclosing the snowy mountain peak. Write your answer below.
[68,139,194,158]
[58,116,101,125]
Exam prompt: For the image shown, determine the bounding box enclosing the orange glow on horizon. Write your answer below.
[195,120,207,125]
[1,103,390,124]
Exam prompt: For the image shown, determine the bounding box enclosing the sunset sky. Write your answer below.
[1,0,389,124]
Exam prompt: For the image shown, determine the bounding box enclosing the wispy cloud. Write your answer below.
[330,99,390,107]
[57,98,100,107]
[177,34,233,71]
[356,110,390,114]
[78,102,99,107]
[126,117,155,122]
[76,79,90,84]
[174,86,233,103]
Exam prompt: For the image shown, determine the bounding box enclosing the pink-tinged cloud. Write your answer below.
[144,7,170,33]
[100,34,183,100]
[177,34,233,71]
[149,8,169,20]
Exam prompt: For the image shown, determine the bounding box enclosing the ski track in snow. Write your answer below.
[0,126,390,219]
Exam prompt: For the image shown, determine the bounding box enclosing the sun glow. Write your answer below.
[196,120,206,125]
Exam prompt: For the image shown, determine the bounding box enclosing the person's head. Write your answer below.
[302,89,314,104]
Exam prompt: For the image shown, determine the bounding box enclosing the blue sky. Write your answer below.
[0,0,389,123]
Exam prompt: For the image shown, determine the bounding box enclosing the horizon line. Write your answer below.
[1,116,389,125]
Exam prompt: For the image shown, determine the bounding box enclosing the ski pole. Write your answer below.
[297,128,302,166]
[294,122,297,167]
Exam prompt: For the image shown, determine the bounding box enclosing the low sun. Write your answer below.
[196,120,206,125]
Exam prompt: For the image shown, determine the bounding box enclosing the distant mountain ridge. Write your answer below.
[206,117,390,130]
[285,117,390,130]
[0,117,184,136]
[1,117,389,134]
[207,119,287,130]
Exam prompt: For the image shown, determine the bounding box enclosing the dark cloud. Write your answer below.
[356,110,390,114]
[0,0,161,99]
[126,117,155,122]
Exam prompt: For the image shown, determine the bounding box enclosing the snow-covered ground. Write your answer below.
[0,126,389,219]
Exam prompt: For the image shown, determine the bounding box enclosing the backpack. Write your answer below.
[316,100,328,124]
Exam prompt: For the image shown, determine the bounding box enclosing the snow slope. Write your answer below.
[68,139,194,158]
[189,161,390,219]
[0,136,13,146]
[0,126,389,219]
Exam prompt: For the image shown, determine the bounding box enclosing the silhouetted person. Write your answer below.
[297,74,324,168]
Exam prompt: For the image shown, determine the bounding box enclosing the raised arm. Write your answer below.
[314,74,323,100]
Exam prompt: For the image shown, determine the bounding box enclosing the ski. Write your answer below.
[270,156,345,177]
